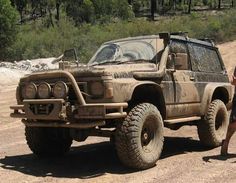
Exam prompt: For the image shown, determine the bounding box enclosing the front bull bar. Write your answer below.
[22,70,86,105]
[10,70,128,128]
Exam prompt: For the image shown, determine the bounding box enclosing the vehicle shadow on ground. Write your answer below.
[0,136,210,179]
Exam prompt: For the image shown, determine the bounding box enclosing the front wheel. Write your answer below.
[115,103,164,169]
[25,127,73,156]
[197,100,229,147]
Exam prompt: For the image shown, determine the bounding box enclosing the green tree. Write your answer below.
[13,0,27,23]
[64,0,95,24]
[0,0,18,59]
[65,0,133,25]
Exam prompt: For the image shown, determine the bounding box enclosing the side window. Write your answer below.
[168,40,189,70]
[188,43,223,72]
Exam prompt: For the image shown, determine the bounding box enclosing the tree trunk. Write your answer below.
[173,0,176,11]
[20,11,23,24]
[218,0,221,9]
[55,2,60,21]
[161,0,164,6]
[48,7,54,27]
[188,0,192,14]
[151,0,157,20]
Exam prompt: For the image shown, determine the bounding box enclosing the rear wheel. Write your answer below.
[197,100,229,147]
[115,103,164,169]
[25,126,73,156]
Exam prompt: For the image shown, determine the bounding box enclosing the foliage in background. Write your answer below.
[0,0,18,59]
[5,9,236,62]
[9,0,235,27]
[65,0,134,25]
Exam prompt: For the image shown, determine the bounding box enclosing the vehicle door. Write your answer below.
[164,40,200,118]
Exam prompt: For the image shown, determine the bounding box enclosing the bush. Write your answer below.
[132,0,142,13]
[65,0,95,24]
[65,0,134,25]
[5,9,236,62]
[7,18,79,60]
[0,0,18,59]
[111,0,134,20]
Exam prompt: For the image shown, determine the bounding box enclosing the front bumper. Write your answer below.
[10,99,66,120]
[10,99,128,121]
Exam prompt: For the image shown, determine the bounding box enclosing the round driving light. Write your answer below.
[53,81,68,99]
[38,82,51,99]
[23,83,37,99]
[90,81,104,96]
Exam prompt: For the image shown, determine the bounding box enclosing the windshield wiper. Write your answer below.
[117,59,151,65]
[89,60,120,66]
[90,59,151,66]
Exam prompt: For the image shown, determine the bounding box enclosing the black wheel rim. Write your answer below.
[141,116,158,153]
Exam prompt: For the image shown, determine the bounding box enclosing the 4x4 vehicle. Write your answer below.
[10,33,233,169]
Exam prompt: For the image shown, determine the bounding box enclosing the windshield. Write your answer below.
[88,38,164,65]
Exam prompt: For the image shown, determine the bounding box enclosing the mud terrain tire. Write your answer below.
[25,127,72,156]
[115,103,164,169]
[198,100,229,147]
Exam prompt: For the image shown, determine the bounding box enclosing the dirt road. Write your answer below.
[0,41,236,183]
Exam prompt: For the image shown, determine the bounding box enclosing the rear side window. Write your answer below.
[188,43,222,72]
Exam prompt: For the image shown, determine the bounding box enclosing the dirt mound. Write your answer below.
[0,58,58,87]
[0,68,29,87]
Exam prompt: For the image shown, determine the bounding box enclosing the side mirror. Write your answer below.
[63,48,79,63]
[174,53,188,70]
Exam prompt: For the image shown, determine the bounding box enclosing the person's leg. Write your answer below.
[221,122,236,155]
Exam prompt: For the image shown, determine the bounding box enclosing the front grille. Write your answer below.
[68,82,88,102]
[77,82,87,93]
[29,104,53,115]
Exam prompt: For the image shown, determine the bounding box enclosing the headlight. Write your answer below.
[23,83,37,99]
[53,81,68,99]
[38,82,51,99]
[90,81,104,96]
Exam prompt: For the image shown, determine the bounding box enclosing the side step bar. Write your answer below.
[164,116,201,124]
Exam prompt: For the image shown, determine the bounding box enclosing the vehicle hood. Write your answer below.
[68,63,158,79]
[19,63,158,83]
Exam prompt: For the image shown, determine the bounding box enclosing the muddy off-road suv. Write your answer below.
[10,33,233,169]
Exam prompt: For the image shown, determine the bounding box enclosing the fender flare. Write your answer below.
[200,83,233,115]
[128,81,166,118]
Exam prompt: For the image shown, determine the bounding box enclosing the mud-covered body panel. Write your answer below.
[11,34,233,127]
[162,69,232,118]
